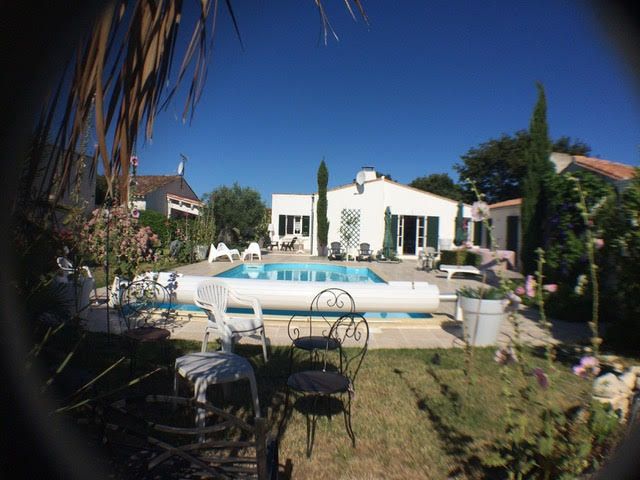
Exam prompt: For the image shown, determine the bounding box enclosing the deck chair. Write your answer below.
[282,237,297,251]
[207,243,234,262]
[242,242,262,261]
[355,243,373,262]
[328,242,345,261]
[216,242,241,260]
[194,280,268,362]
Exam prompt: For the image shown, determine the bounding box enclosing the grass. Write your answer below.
[31,324,616,479]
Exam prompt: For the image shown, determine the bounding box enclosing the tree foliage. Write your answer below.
[409,173,463,200]
[209,183,266,247]
[521,82,555,274]
[455,131,591,204]
[317,160,329,250]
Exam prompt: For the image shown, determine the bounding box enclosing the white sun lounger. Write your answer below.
[439,264,482,281]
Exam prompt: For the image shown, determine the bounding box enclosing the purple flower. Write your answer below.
[594,238,604,249]
[130,155,139,167]
[515,286,525,296]
[532,368,549,389]
[543,284,558,293]
[131,208,140,219]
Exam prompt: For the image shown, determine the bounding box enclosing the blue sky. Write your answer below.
[136,0,640,205]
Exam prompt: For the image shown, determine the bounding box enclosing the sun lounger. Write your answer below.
[439,264,482,280]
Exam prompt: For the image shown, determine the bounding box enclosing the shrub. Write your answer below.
[439,249,481,267]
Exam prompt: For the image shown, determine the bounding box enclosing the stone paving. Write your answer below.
[86,251,592,350]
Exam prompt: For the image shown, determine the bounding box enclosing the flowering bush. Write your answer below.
[81,205,160,278]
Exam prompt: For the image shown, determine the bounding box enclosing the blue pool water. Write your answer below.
[216,263,385,284]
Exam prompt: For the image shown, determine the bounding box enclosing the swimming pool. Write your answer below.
[216,263,384,283]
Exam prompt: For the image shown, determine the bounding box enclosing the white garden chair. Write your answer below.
[56,256,98,302]
[194,279,268,362]
[207,243,234,263]
[242,242,262,261]
[216,242,241,260]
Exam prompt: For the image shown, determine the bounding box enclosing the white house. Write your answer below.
[132,175,203,218]
[271,167,473,257]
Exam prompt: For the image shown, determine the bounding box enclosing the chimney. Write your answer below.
[360,166,377,182]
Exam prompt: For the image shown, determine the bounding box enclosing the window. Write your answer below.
[278,215,311,237]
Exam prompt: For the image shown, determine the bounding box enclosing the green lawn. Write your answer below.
[33,325,625,479]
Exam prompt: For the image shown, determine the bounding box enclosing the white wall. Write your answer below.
[487,204,521,259]
[271,194,314,250]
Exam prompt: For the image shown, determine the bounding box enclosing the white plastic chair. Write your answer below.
[207,243,234,263]
[242,242,262,261]
[56,256,98,301]
[194,280,268,362]
[216,242,241,260]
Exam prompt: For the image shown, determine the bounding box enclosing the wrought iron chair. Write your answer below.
[118,279,172,374]
[286,312,370,457]
[287,287,356,372]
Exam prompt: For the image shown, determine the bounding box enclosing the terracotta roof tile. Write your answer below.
[489,198,522,208]
[573,156,636,181]
[134,175,181,195]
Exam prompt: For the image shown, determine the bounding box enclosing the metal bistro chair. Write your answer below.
[286,288,356,374]
[118,279,172,375]
[286,312,370,457]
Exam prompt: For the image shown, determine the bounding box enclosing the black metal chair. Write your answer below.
[355,243,373,262]
[286,312,369,457]
[287,288,356,371]
[118,279,172,375]
[328,241,345,261]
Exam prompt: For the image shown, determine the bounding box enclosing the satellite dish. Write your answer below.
[355,170,366,186]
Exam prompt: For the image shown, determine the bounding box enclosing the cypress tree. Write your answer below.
[521,82,554,274]
[317,159,329,255]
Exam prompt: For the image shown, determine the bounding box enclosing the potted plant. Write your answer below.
[457,285,517,346]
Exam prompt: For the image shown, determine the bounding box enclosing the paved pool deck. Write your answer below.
[86,252,592,349]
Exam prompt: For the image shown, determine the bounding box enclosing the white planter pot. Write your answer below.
[459,296,507,346]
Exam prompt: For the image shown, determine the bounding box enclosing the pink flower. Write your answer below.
[471,201,490,222]
[532,368,549,389]
[572,365,586,377]
[572,355,601,378]
[525,275,537,298]
[130,155,139,167]
[543,284,558,293]
[515,286,525,296]
[494,347,518,365]
[131,209,140,219]
[594,238,604,249]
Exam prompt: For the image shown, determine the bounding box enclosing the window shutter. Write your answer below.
[302,216,310,236]
[507,216,519,252]
[473,221,483,246]
[391,215,398,254]
[427,216,439,249]
[278,215,286,236]
[286,215,294,235]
